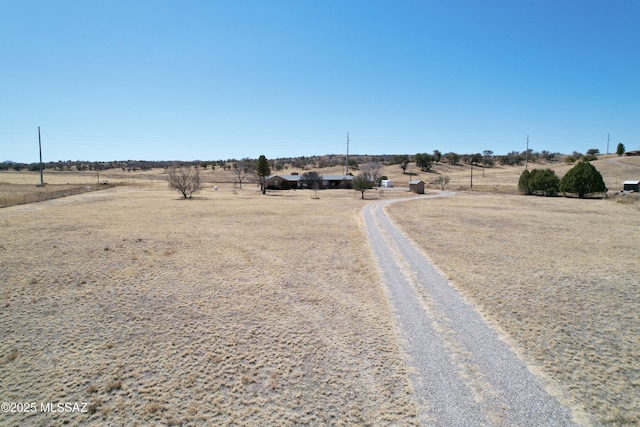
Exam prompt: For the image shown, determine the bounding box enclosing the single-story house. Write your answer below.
[624,150,640,157]
[409,180,425,194]
[623,180,640,192]
[266,174,353,190]
[266,174,301,190]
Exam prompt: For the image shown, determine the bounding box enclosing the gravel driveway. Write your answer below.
[363,193,578,426]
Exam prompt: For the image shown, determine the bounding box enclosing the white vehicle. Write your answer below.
[380,180,393,188]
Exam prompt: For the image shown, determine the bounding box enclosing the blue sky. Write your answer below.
[1,1,638,162]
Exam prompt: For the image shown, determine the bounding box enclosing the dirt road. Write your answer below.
[362,193,578,426]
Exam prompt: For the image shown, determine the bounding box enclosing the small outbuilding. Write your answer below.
[623,180,640,192]
[380,179,393,188]
[409,180,425,194]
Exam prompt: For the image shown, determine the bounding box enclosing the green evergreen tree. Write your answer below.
[520,168,560,196]
[256,155,271,194]
[559,161,607,198]
[616,143,625,156]
[518,169,532,195]
[529,168,559,196]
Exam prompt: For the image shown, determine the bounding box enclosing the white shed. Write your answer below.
[623,180,640,192]
[380,180,393,188]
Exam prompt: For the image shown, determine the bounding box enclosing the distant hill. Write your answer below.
[3,160,16,164]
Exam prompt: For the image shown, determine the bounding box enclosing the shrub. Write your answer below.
[519,169,559,196]
[518,170,532,195]
[559,161,607,198]
[529,169,559,196]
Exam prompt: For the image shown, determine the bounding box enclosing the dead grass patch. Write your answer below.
[611,192,640,208]
[388,192,640,425]
[0,181,114,208]
[0,185,419,425]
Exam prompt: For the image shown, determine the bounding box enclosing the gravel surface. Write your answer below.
[363,193,578,426]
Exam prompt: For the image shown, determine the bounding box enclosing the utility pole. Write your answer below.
[38,126,44,186]
[525,135,529,170]
[470,160,473,189]
[345,132,349,175]
[607,132,610,154]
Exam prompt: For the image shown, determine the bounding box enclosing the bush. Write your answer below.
[529,169,559,196]
[518,170,532,195]
[559,161,607,198]
[519,168,559,196]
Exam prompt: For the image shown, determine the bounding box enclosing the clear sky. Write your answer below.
[1,0,638,163]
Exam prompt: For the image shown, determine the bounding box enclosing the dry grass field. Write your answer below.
[388,193,640,425]
[376,153,640,194]
[0,183,115,208]
[0,184,419,426]
[2,155,639,425]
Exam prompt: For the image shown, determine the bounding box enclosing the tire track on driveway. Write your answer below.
[363,192,578,426]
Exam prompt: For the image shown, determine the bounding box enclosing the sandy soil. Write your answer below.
[0,185,419,426]
[387,193,640,425]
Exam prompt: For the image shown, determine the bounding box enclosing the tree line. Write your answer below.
[5,144,622,174]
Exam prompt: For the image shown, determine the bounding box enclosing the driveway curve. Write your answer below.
[362,192,577,426]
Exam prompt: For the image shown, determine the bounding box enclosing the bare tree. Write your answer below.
[233,160,248,189]
[167,165,201,198]
[434,175,450,191]
[301,171,323,198]
[301,171,323,189]
[361,162,383,185]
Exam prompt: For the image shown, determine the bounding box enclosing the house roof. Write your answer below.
[323,175,353,181]
[624,180,640,185]
[267,174,301,181]
[409,180,424,184]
